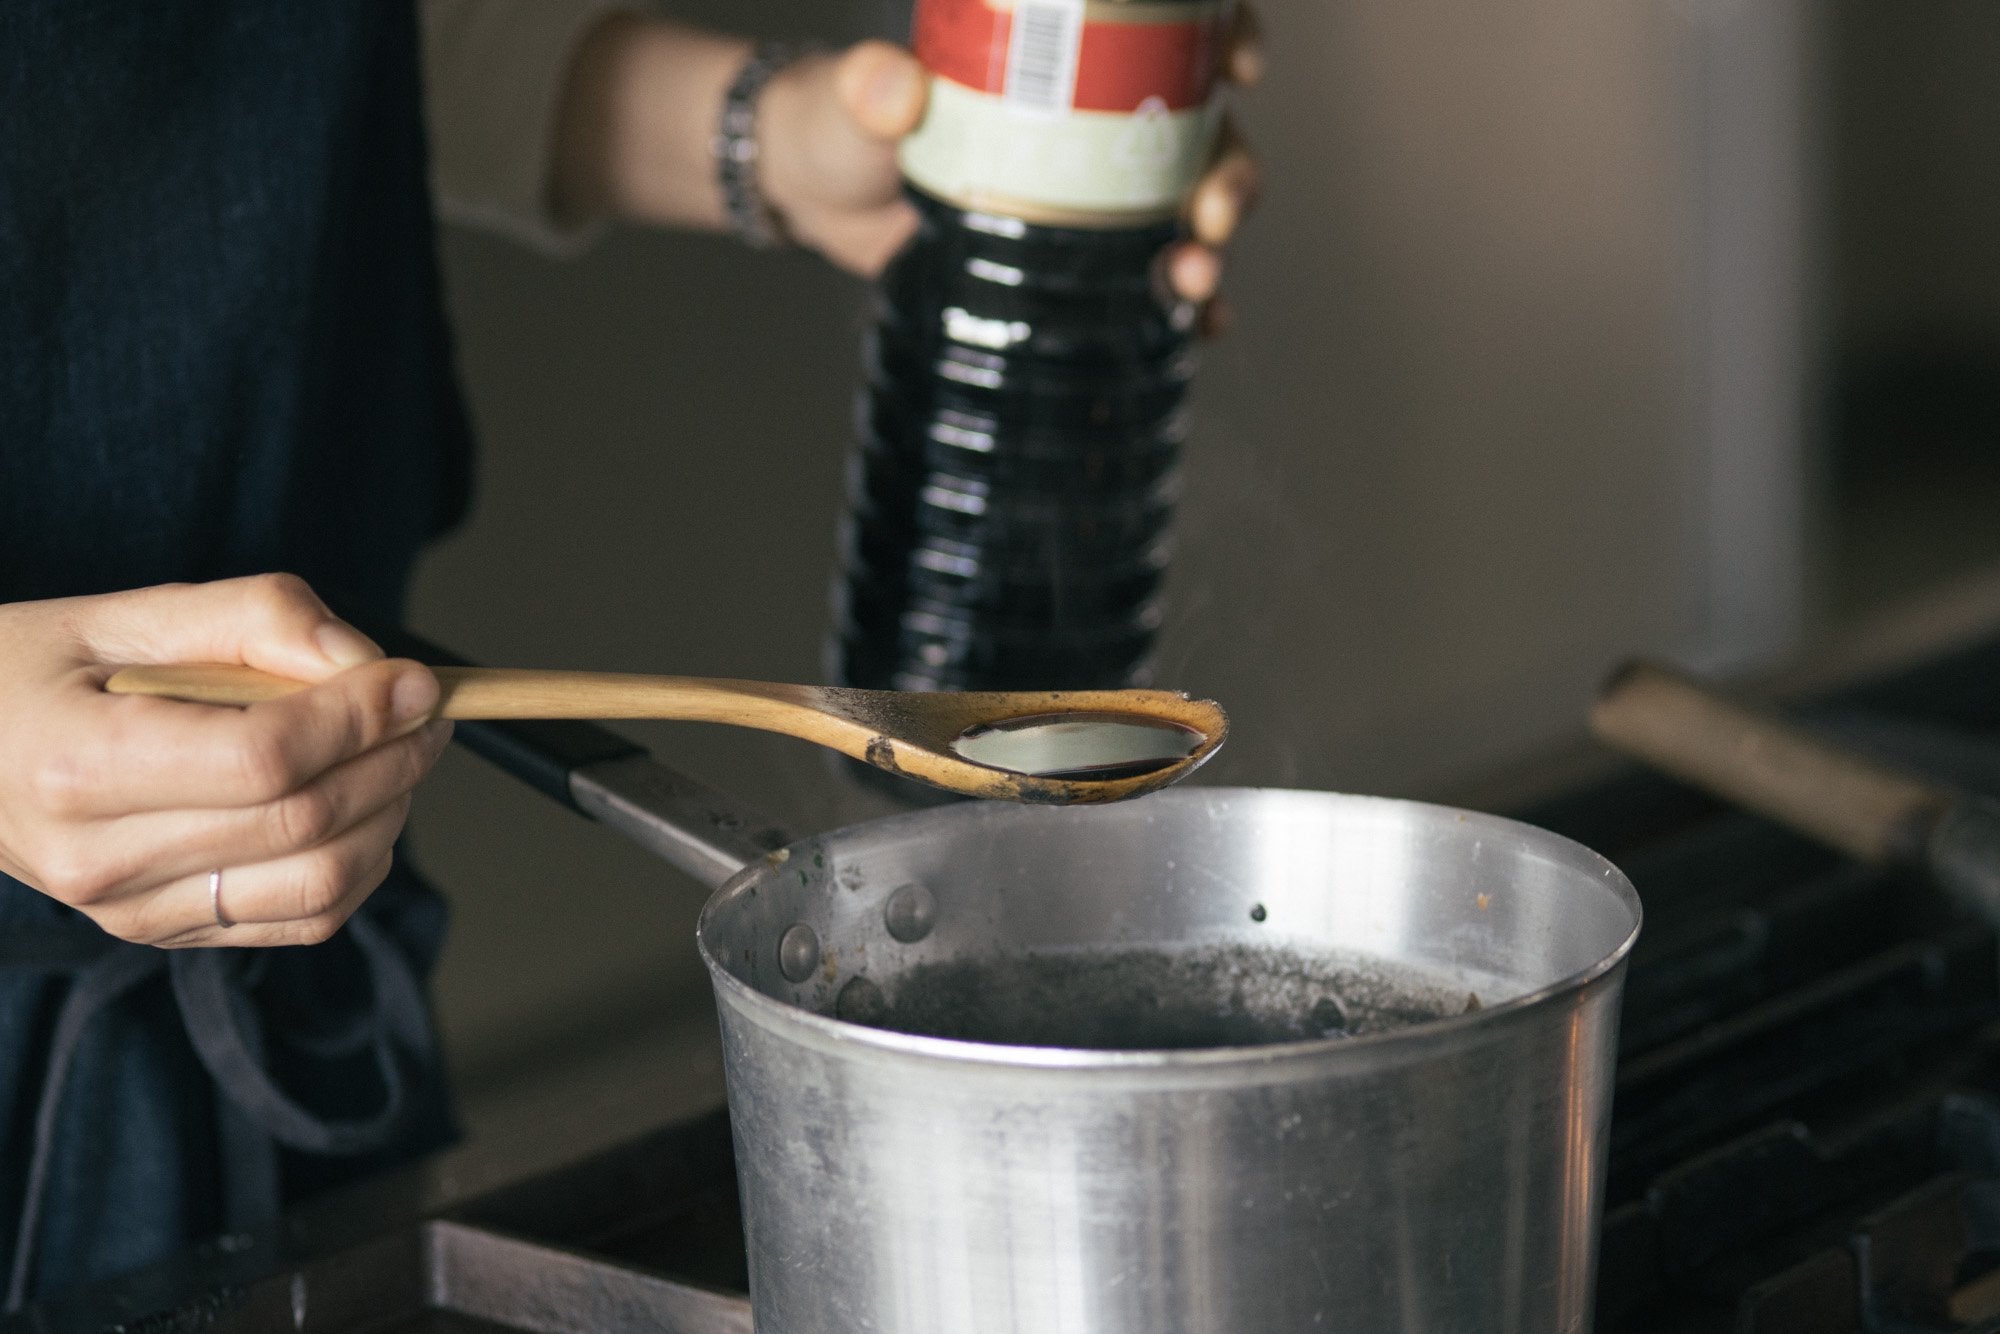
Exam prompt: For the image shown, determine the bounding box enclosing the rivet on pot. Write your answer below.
[836,975,889,1025]
[883,882,936,943]
[1310,997,1348,1034]
[778,924,820,983]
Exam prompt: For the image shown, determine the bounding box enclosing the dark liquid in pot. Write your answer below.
[837,944,1483,1050]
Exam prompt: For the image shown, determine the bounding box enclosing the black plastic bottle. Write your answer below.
[830,0,1230,694]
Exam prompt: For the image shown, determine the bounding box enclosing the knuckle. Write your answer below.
[244,573,324,635]
[25,754,90,818]
[108,884,186,944]
[268,784,340,851]
[38,844,116,907]
[303,677,376,759]
[85,902,152,945]
[291,857,350,921]
[227,731,303,802]
[250,571,315,610]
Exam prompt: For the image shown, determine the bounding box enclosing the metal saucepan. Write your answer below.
[401,636,1641,1333]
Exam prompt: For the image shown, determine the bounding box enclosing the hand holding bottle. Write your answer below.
[758,6,1264,298]
[550,8,1263,306]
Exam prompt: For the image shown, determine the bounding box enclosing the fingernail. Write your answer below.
[316,621,380,670]
[391,669,441,727]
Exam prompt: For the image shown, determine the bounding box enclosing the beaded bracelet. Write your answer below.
[714,41,814,249]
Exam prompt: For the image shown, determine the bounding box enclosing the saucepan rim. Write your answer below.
[695,785,1643,1070]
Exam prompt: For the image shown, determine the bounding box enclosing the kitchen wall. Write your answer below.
[1821,2,2000,620]
[406,0,1820,1105]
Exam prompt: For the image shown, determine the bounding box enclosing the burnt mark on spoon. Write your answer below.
[865,735,902,775]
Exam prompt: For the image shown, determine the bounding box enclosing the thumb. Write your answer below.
[836,41,928,142]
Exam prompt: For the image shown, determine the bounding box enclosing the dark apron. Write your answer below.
[0,0,471,1306]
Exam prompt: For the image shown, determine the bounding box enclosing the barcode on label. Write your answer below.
[1003,0,1085,115]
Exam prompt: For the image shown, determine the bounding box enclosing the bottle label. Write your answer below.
[901,0,1231,226]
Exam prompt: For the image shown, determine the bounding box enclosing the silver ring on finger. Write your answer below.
[210,868,235,929]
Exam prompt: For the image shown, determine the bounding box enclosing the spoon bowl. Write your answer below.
[950,713,1206,781]
[104,665,1227,803]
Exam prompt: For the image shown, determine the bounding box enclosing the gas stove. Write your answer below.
[20,630,2000,1333]
[1527,634,2000,1334]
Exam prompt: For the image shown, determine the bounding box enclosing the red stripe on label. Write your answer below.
[913,0,1224,113]
[914,0,1014,104]
[1073,19,1223,112]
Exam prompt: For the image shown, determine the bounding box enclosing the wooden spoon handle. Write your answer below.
[105,664,316,707]
[1590,659,1952,867]
[105,664,1226,804]
[103,663,765,721]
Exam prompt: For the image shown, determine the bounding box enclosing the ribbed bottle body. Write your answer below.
[831,189,1194,692]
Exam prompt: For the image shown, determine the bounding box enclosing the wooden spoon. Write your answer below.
[105,665,1228,804]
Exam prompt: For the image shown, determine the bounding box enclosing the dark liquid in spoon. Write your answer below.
[834,944,1479,1050]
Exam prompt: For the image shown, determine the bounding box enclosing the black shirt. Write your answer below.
[0,0,465,1304]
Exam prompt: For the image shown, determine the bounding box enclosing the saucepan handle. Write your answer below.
[370,624,793,891]
[1590,659,1953,868]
